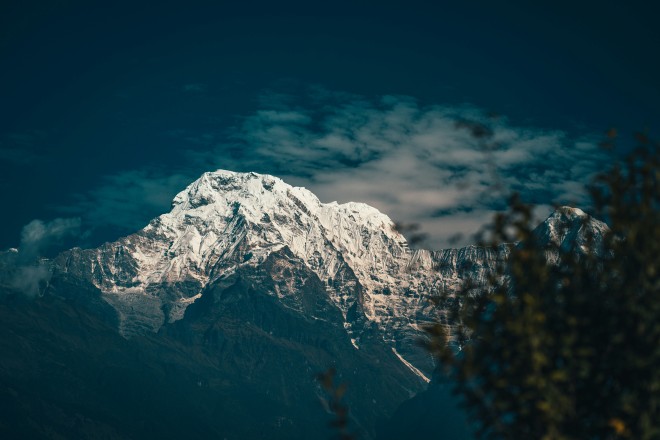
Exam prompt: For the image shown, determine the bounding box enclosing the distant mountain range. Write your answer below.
[0,170,608,439]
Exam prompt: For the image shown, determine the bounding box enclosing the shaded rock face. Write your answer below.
[49,171,527,373]
[1,170,609,439]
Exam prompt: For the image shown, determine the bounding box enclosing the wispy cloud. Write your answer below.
[4,217,82,296]
[8,265,51,298]
[18,217,82,262]
[58,89,608,249]
[186,90,607,247]
[62,170,191,234]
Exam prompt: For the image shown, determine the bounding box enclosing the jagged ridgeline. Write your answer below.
[0,170,608,439]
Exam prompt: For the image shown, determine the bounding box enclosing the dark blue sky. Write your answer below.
[1,0,658,251]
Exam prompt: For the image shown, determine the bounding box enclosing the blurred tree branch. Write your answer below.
[317,367,355,440]
[425,132,659,439]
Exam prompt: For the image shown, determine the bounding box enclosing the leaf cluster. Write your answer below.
[426,139,659,439]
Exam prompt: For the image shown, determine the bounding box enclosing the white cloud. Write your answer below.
[9,217,82,296]
[64,89,609,249]
[193,91,607,247]
[19,217,81,261]
[10,265,51,298]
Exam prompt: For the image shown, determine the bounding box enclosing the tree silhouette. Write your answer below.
[425,134,659,439]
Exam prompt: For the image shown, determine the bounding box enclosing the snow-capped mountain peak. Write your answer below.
[52,170,609,374]
[533,205,609,254]
[57,170,416,336]
[166,170,400,245]
[155,170,407,286]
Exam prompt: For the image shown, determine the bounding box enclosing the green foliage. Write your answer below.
[426,138,660,439]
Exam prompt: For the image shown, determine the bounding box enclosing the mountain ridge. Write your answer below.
[0,169,610,439]
[46,170,608,373]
